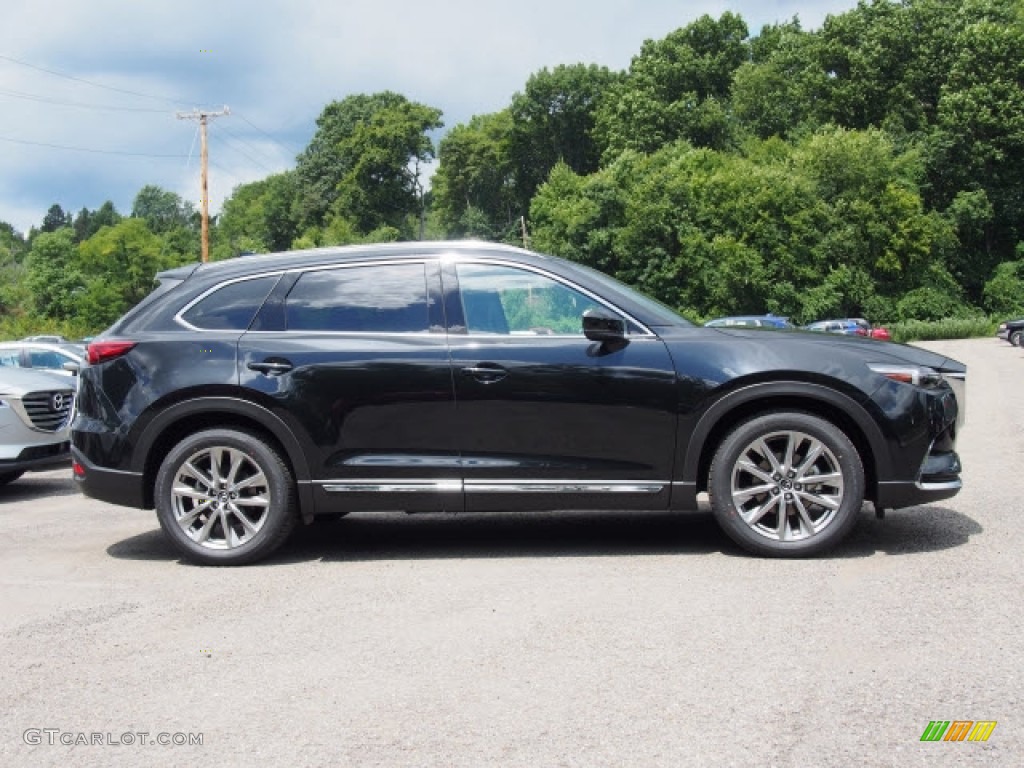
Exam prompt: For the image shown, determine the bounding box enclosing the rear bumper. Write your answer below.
[71,445,148,508]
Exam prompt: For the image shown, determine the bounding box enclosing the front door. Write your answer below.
[443,261,679,512]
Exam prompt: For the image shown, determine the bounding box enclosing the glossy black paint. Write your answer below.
[71,241,964,522]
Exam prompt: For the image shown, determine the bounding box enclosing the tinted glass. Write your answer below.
[0,350,22,367]
[28,349,69,369]
[181,275,279,330]
[285,263,429,333]
[456,263,608,336]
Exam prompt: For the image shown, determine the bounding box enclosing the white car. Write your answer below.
[0,341,84,382]
[0,367,75,486]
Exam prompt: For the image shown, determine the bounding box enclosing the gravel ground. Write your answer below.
[0,337,1020,767]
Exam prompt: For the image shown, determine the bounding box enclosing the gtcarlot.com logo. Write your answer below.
[920,721,997,742]
[23,729,203,747]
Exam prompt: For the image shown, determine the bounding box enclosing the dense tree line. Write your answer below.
[2,0,1023,334]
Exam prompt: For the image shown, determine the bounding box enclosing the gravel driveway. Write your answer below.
[1,337,1020,767]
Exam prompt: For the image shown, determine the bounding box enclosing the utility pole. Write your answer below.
[176,106,230,262]
[520,215,530,249]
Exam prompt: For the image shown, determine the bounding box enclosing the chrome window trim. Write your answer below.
[447,257,656,338]
[174,271,288,332]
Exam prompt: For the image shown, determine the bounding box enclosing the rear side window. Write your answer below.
[285,263,429,333]
[181,276,279,330]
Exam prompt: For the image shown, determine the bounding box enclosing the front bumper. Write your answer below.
[0,441,71,473]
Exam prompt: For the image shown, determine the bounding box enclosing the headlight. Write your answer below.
[867,363,943,388]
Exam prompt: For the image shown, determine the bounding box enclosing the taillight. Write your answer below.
[87,340,137,365]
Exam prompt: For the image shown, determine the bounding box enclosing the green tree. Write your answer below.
[432,111,518,238]
[595,13,749,157]
[131,185,196,234]
[23,229,83,320]
[216,171,300,257]
[0,221,29,317]
[40,204,72,233]
[295,92,443,235]
[508,64,620,208]
[76,219,185,327]
[72,201,122,243]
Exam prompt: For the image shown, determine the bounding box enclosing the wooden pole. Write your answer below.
[176,106,229,263]
[200,114,209,262]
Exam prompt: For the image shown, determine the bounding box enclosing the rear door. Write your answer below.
[238,259,461,514]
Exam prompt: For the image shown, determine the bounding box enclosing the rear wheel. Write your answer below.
[0,470,25,487]
[154,428,297,565]
[708,412,864,557]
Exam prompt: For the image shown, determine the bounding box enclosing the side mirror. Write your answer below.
[63,361,80,376]
[582,308,626,342]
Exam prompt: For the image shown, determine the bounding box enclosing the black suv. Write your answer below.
[72,242,966,565]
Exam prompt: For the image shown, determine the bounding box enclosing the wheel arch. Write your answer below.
[684,382,888,502]
[132,397,315,520]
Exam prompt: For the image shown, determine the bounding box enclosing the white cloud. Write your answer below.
[0,1,858,234]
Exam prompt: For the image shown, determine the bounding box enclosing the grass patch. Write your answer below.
[889,316,998,343]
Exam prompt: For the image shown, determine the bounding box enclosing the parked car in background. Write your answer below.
[804,319,861,335]
[806,318,891,340]
[704,315,793,329]
[0,342,84,382]
[996,317,1024,346]
[0,368,75,487]
[848,318,892,341]
[20,334,69,344]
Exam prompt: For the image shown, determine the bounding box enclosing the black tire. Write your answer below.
[154,428,298,566]
[1010,330,1022,347]
[708,412,864,557]
[0,470,26,487]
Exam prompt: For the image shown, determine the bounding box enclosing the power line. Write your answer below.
[0,134,189,158]
[0,87,171,113]
[233,111,304,157]
[212,124,280,172]
[0,53,187,107]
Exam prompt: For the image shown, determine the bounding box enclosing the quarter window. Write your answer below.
[285,263,430,333]
[456,263,611,336]
[182,276,279,330]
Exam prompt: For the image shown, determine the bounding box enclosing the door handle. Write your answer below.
[461,364,508,383]
[247,359,293,375]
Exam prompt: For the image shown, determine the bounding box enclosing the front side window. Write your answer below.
[285,263,429,333]
[456,263,612,336]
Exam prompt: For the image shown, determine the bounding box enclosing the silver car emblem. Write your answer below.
[51,392,65,412]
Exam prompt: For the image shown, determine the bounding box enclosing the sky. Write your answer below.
[0,1,858,236]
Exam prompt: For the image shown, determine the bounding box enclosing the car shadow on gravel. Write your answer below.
[107,510,730,564]
[0,472,78,501]
[830,505,981,557]
[106,504,981,565]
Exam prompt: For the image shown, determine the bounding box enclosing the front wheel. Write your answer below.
[1010,330,1022,347]
[708,412,864,557]
[154,428,298,566]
